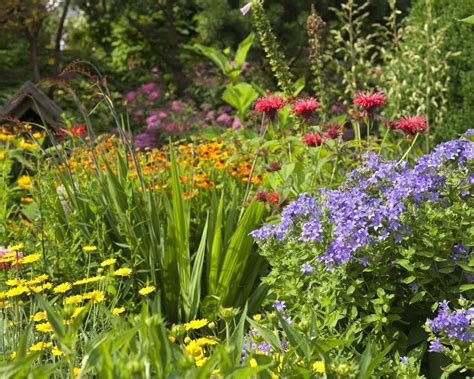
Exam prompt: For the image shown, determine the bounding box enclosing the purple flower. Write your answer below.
[140,82,158,94]
[274,300,286,312]
[124,90,137,103]
[428,338,445,353]
[409,282,419,293]
[216,112,232,126]
[240,2,252,16]
[232,117,241,130]
[428,301,474,342]
[148,91,160,100]
[452,243,469,261]
[300,262,313,275]
[257,341,272,354]
[134,132,157,149]
[171,100,185,113]
[251,135,474,269]
[282,316,292,324]
[400,356,408,364]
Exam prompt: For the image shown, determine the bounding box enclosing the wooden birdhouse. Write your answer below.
[1,81,64,132]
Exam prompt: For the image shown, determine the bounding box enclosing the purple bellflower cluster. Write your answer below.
[427,300,474,352]
[252,134,473,268]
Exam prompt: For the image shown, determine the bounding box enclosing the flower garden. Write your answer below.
[0,0,473,378]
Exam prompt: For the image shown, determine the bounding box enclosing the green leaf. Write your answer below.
[459,284,474,292]
[235,33,255,69]
[222,82,258,118]
[208,192,224,295]
[459,15,474,24]
[189,214,209,319]
[293,76,306,96]
[191,44,231,75]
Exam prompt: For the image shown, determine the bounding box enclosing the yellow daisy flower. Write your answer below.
[313,360,325,373]
[112,307,125,315]
[250,358,258,368]
[184,319,209,331]
[53,282,72,294]
[9,243,24,251]
[35,322,53,333]
[73,275,105,286]
[138,285,156,296]
[29,341,53,351]
[6,286,30,297]
[6,279,25,286]
[83,290,105,304]
[100,258,116,267]
[26,274,49,285]
[31,311,48,322]
[51,346,65,356]
[195,337,219,346]
[185,341,205,361]
[113,267,132,277]
[64,295,84,305]
[17,175,33,189]
[19,253,41,264]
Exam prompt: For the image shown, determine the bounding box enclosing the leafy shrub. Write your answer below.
[253,132,474,374]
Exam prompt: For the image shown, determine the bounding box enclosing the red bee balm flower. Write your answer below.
[255,95,287,119]
[396,116,428,136]
[302,133,323,147]
[353,91,385,112]
[267,192,279,205]
[323,122,344,140]
[291,98,319,120]
[255,190,269,202]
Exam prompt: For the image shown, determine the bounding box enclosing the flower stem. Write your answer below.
[379,128,390,156]
[398,133,419,163]
[241,114,267,212]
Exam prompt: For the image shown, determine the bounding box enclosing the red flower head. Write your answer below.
[255,190,268,202]
[266,161,282,172]
[255,94,287,119]
[72,124,87,137]
[383,118,397,130]
[353,91,385,112]
[267,192,279,205]
[57,124,87,138]
[291,98,319,120]
[302,132,323,147]
[323,122,344,140]
[396,116,428,136]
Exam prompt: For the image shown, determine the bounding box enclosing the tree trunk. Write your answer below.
[27,29,41,83]
[53,0,71,77]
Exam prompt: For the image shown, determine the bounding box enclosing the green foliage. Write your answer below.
[380,0,453,145]
[429,0,474,142]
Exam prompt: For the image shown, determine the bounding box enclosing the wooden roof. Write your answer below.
[1,81,64,130]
